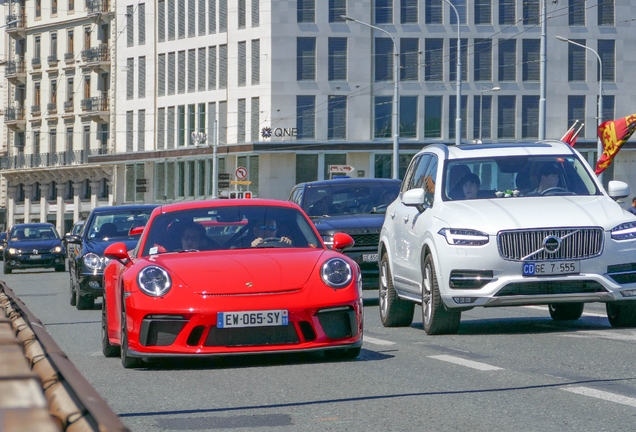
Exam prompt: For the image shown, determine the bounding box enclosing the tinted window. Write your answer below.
[304,182,401,216]
[10,226,59,241]
[401,154,421,194]
[87,210,154,241]
[409,154,431,191]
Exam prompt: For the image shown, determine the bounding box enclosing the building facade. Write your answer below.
[3,0,636,232]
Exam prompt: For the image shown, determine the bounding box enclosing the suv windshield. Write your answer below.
[304,182,400,217]
[443,155,600,201]
[87,210,154,241]
[10,226,59,241]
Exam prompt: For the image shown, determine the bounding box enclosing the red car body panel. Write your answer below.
[103,199,363,357]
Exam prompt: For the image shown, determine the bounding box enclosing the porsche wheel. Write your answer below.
[606,302,636,328]
[422,255,461,335]
[324,346,361,361]
[69,276,76,306]
[548,303,584,321]
[101,299,120,358]
[379,254,414,327]
[121,302,142,368]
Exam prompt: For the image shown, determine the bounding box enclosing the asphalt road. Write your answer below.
[3,264,636,432]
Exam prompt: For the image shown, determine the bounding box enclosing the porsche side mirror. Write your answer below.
[608,180,630,201]
[104,242,131,264]
[332,233,355,252]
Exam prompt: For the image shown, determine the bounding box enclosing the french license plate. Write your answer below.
[522,261,580,276]
[217,310,288,329]
[362,253,378,262]
[30,255,41,260]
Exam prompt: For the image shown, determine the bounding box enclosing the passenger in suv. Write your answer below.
[379,141,636,334]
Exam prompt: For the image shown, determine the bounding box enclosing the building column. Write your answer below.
[6,186,17,231]
[56,186,64,236]
[90,180,100,210]
[39,184,50,224]
[23,184,33,223]
[107,180,114,206]
[73,181,82,224]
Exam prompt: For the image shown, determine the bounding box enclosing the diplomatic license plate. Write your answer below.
[30,255,41,260]
[217,310,289,329]
[522,261,580,276]
[362,253,378,262]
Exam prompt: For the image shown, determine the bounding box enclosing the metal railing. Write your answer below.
[86,0,110,14]
[31,57,41,68]
[63,100,73,111]
[6,14,26,30]
[5,58,26,76]
[81,44,109,63]
[31,105,41,115]
[81,95,108,113]
[4,106,25,122]
[64,52,75,62]
[0,148,111,170]
[47,55,58,65]
[47,102,57,113]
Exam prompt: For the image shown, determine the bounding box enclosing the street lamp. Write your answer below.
[443,0,462,146]
[478,86,500,143]
[342,15,399,180]
[555,36,603,182]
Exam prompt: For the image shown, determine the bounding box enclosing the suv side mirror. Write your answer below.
[65,235,81,244]
[608,180,630,201]
[403,189,429,213]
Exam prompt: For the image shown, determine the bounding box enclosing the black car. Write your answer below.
[66,204,158,310]
[64,220,85,260]
[289,178,401,289]
[2,223,66,274]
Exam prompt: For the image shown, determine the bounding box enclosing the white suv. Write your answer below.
[378,141,636,334]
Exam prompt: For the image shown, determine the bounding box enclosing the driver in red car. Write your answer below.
[250,219,292,247]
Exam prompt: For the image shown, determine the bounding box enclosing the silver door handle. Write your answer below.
[403,216,409,222]
[390,212,395,219]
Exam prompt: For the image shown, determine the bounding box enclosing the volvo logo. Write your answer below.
[543,236,561,253]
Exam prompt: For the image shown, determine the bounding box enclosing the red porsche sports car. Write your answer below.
[101,199,363,368]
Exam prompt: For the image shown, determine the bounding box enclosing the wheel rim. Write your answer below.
[379,260,389,318]
[422,263,433,326]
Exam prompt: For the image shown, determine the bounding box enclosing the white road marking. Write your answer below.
[363,336,395,346]
[558,330,636,341]
[523,305,606,318]
[562,386,636,408]
[428,355,502,371]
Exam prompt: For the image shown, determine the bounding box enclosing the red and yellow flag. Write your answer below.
[595,113,636,174]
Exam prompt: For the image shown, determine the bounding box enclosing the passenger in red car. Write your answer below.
[250,219,292,247]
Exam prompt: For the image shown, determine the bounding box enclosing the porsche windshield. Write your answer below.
[142,205,323,255]
[443,155,601,201]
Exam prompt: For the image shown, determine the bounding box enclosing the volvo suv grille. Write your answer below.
[498,228,604,261]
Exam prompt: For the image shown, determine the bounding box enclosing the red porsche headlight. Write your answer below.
[137,265,172,297]
[321,257,353,289]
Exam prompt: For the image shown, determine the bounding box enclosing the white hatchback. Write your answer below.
[378,141,636,334]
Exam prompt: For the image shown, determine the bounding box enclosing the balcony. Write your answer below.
[47,55,59,67]
[31,57,41,69]
[80,45,110,70]
[81,95,109,121]
[6,14,26,35]
[31,105,41,116]
[47,102,57,115]
[64,52,75,64]
[63,100,73,111]
[85,0,112,15]
[5,58,26,82]
[4,106,26,130]
[0,148,112,170]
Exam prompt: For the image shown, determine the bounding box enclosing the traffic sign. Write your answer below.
[236,167,248,180]
[328,165,355,173]
[218,181,230,188]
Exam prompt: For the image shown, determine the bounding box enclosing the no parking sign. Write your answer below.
[235,167,248,180]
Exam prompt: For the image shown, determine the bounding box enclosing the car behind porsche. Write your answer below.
[101,199,363,368]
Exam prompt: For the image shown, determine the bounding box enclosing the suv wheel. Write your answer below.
[548,303,584,321]
[606,302,636,328]
[422,255,461,335]
[378,254,414,327]
[69,276,77,306]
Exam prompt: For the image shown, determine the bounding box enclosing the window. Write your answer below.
[375,38,393,82]
[198,48,206,91]
[522,96,539,139]
[138,110,145,151]
[197,160,205,196]
[67,31,74,56]
[178,105,186,146]
[328,96,346,140]
[158,0,165,42]
[598,40,615,82]
[126,58,134,99]
[126,111,133,151]
[156,162,166,199]
[400,96,417,138]
[209,46,217,90]
[51,79,57,105]
[449,38,467,82]
[251,97,260,142]
[127,5,134,47]
[568,95,585,137]
[178,51,186,93]
[36,0,42,17]
[498,39,516,81]
[139,4,146,45]
[474,39,492,81]
[178,0,185,39]
[237,99,246,143]
[168,52,176,95]
[158,108,165,149]
[297,96,316,140]
[499,0,515,25]
[188,49,196,92]
[401,0,417,24]
[219,0,227,32]
[297,38,316,81]
[569,0,585,26]
[82,126,90,154]
[375,96,392,138]
[188,104,196,143]
[375,0,392,24]
[474,0,491,24]
[425,38,443,81]
[252,0,259,27]
[425,0,442,24]
[473,94,492,140]
[523,0,539,25]
[598,0,614,26]
[297,0,315,23]
[125,163,145,202]
[167,107,175,148]
[568,39,586,82]
[208,102,216,144]
[238,42,246,87]
[498,96,516,138]
[51,33,58,60]
[449,0,467,25]
[158,54,166,96]
[219,45,227,89]
[218,101,227,144]
[238,0,245,28]
[189,0,196,36]
[296,154,318,184]
[400,38,418,81]
[34,131,41,154]
[329,38,347,81]
[449,95,467,139]
[198,0,206,35]
[168,0,175,40]
[138,56,146,98]
[52,0,57,14]
[35,36,41,60]
[50,129,57,153]
[522,39,540,81]
[329,0,345,23]
[252,40,260,85]
[602,95,615,123]
[198,103,206,133]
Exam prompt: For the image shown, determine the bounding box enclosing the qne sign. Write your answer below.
[261,127,298,138]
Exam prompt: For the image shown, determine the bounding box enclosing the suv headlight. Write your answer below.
[83,253,104,270]
[321,257,353,289]
[321,235,334,249]
[438,228,489,246]
[611,222,636,240]
[137,265,172,297]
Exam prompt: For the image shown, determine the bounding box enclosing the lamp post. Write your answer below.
[555,36,603,182]
[478,86,500,143]
[442,0,462,146]
[342,15,399,179]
